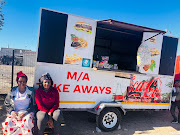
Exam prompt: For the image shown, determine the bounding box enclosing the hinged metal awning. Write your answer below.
[98,19,166,33]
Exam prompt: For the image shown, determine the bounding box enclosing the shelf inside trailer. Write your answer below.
[96,68,143,79]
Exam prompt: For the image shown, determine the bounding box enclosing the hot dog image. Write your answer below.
[74,22,92,34]
[71,34,88,49]
[149,37,156,43]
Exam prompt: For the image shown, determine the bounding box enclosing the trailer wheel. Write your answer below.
[96,108,121,132]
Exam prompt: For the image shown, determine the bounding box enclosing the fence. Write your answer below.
[0,48,36,94]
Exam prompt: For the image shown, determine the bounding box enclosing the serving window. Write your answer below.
[93,20,143,71]
[37,9,67,64]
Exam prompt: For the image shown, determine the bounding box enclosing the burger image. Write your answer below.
[71,34,88,49]
[150,48,160,57]
[74,22,92,34]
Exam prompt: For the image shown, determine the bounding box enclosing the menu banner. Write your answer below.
[137,32,163,75]
[63,15,97,68]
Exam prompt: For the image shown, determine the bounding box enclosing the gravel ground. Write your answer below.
[0,96,180,135]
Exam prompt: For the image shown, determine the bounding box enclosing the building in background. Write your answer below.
[0,47,31,57]
[0,47,36,66]
[23,51,36,67]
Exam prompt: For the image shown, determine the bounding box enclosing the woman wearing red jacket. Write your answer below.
[35,73,62,135]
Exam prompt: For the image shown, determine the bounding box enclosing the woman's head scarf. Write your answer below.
[39,72,53,87]
[16,71,28,82]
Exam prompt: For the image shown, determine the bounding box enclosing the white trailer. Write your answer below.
[34,8,179,131]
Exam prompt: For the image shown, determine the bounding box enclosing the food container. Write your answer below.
[95,61,99,68]
[101,56,109,62]
[114,64,118,69]
[99,62,104,68]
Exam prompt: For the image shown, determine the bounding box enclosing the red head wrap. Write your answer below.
[16,71,28,82]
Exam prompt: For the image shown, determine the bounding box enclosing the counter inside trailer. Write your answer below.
[93,19,142,72]
[96,68,142,79]
[93,19,166,73]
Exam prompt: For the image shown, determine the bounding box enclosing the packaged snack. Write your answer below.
[99,61,104,68]
[114,64,118,69]
[101,56,109,62]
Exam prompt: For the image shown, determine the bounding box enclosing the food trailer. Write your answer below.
[34,8,179,131]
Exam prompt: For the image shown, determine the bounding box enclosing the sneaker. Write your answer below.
[172,119,178,123]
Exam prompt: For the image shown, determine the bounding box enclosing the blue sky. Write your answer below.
[0,0,180,54]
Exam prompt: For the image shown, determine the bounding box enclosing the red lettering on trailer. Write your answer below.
[92,86,99,94]
[99,86,105,94]
[72,85,111,94]
[67,72,90,81]
[128,76,162,98]
[142,78,162,98]
[129,76,135,89]
[54,83,112,94]
[67,72,77,80]
[82,85,92,93]
[77,72,83,82]
[73,85,81,93]
[131,81,139,92]
[82,73,90,81]
[54,84,62,92]
[105,87,111,94]
[135,81,146,92]
[63,84,70,92]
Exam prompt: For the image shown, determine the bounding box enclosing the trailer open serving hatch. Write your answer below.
[34,8,179,131]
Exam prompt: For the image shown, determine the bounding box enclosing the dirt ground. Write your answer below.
[0,96,180,135]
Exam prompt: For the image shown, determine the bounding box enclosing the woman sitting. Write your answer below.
[35,73,62,135]
[2,71,34,135]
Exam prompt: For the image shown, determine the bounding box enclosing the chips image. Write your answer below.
[65,53,82,64]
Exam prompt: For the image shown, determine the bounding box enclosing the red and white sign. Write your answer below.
[34,62,173,109]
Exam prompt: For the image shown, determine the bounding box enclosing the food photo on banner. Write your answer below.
[63,15,97,67]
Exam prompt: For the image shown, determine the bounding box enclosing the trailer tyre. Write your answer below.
[96,108,121,132]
